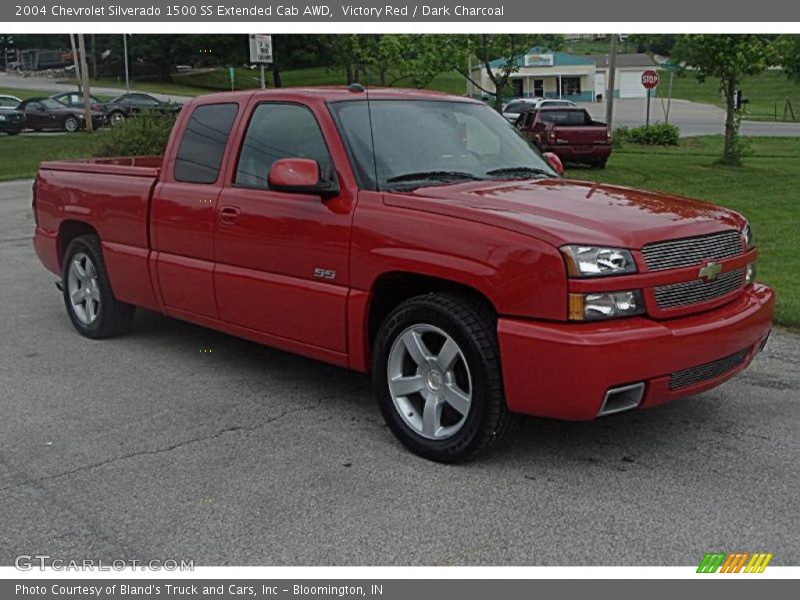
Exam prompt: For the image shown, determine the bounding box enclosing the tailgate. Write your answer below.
[552,125,608,145]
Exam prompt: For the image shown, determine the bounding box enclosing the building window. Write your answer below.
[558,77,582,97]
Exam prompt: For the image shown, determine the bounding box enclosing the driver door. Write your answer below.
[24,102,53,129]
[213,100,354,354]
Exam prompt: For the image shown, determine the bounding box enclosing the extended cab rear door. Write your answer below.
[150,101,240,318]
[212,95,357,356]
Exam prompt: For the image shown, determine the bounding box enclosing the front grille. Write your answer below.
[642,230,743,271]
[669,348,750,390]
[654,268,745,310]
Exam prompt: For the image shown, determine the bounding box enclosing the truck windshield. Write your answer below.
[330,99,557,191]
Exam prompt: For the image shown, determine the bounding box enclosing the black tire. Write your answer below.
[61,234,135,339]
[372,292,515,462]
[63,116,80,133]
[592,157,608,169]
[108,111,126,127]
[6,131,21,136]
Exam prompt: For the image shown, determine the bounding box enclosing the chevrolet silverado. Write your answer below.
[32,87,774,462]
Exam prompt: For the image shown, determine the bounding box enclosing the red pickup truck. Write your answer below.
[32,87,773,462]
[516,106,612,168]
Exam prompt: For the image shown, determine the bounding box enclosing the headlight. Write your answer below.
[745,262,756,285]
[561,245,637,277]
[742,223,755,250]
[569,290,645,321]
[0,114,7,121]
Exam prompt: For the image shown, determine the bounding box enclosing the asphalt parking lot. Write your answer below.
[1,178,798,566]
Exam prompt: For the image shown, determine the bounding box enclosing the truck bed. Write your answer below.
[40,156,163,178]
[35,156,164,312]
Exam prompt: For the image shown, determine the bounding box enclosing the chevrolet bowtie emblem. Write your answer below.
[699,261,723,282]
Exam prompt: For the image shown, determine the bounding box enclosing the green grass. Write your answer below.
[566,135,800,327]
[0,86,59,100]
[0,132,102,181]
[0,86,112,102]
[660,69,800,122]
[59,66,470,98]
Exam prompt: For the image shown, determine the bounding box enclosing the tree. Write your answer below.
[672,35,776,165]
[628,34,676,56]
[451,34,564,112]
[776,35,800,82]
[368,35,453,88]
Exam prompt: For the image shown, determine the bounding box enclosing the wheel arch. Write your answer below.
[58,220,99,266]
[354,271,497,373]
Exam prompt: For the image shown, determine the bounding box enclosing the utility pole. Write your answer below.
[77,34,94,132]
[605,34,618,128]
[122,34,130,93]
[91,34,97,79]
[69,34,80,93]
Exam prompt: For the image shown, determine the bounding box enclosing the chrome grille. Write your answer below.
[669,348,750,390]
[642,230,743,271]
[654,268,744,310]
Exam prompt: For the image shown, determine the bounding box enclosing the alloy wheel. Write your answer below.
[387,323,473,440]
[67,252,101,325]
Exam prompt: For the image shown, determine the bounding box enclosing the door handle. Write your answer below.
[219,206,240,225]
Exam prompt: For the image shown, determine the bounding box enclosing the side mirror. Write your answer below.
[543,152,564,176]
[267,158,339,197]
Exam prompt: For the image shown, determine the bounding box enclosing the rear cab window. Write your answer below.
[539,109,593,125]
[174,103,239,184]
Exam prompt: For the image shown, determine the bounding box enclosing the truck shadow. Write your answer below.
[128,309,742,468]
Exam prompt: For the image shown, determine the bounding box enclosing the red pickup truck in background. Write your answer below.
[32,87,773,462]
[516,106,612,168]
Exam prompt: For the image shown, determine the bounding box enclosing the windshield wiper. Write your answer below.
[485,166,553,178]
[385,170,483,184]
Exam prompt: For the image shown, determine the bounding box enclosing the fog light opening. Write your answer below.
[598,382,645,417]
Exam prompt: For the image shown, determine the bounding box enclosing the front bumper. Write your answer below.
[0,121,26,133]
[498,284,774,420]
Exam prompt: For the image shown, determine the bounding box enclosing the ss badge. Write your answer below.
[313,267,337,280]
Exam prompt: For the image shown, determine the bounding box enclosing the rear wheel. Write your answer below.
[63,116,80,132]
[62,235,134,339]
[592,157,608,169]
[372,293,515,462]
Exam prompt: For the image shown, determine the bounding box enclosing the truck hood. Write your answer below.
[385,178,745,249]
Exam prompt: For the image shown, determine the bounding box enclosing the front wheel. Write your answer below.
[62,235,135,339]
[63,116,80,132]
[372,293,515,462]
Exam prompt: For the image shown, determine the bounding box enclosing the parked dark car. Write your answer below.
[0,94,23,108]
[51,91,132,127]
[104,93,182,122]
[18,98,105,133]
[0,107,26,135]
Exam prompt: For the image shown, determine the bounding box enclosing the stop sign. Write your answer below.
[641,70,660,89]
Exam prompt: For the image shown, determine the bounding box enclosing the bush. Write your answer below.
[613,122,681,146]
[93,111,177,158]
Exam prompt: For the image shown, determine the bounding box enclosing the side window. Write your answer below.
[174,103,238,184]
[235,103,332,189]
[133,94,159,106]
